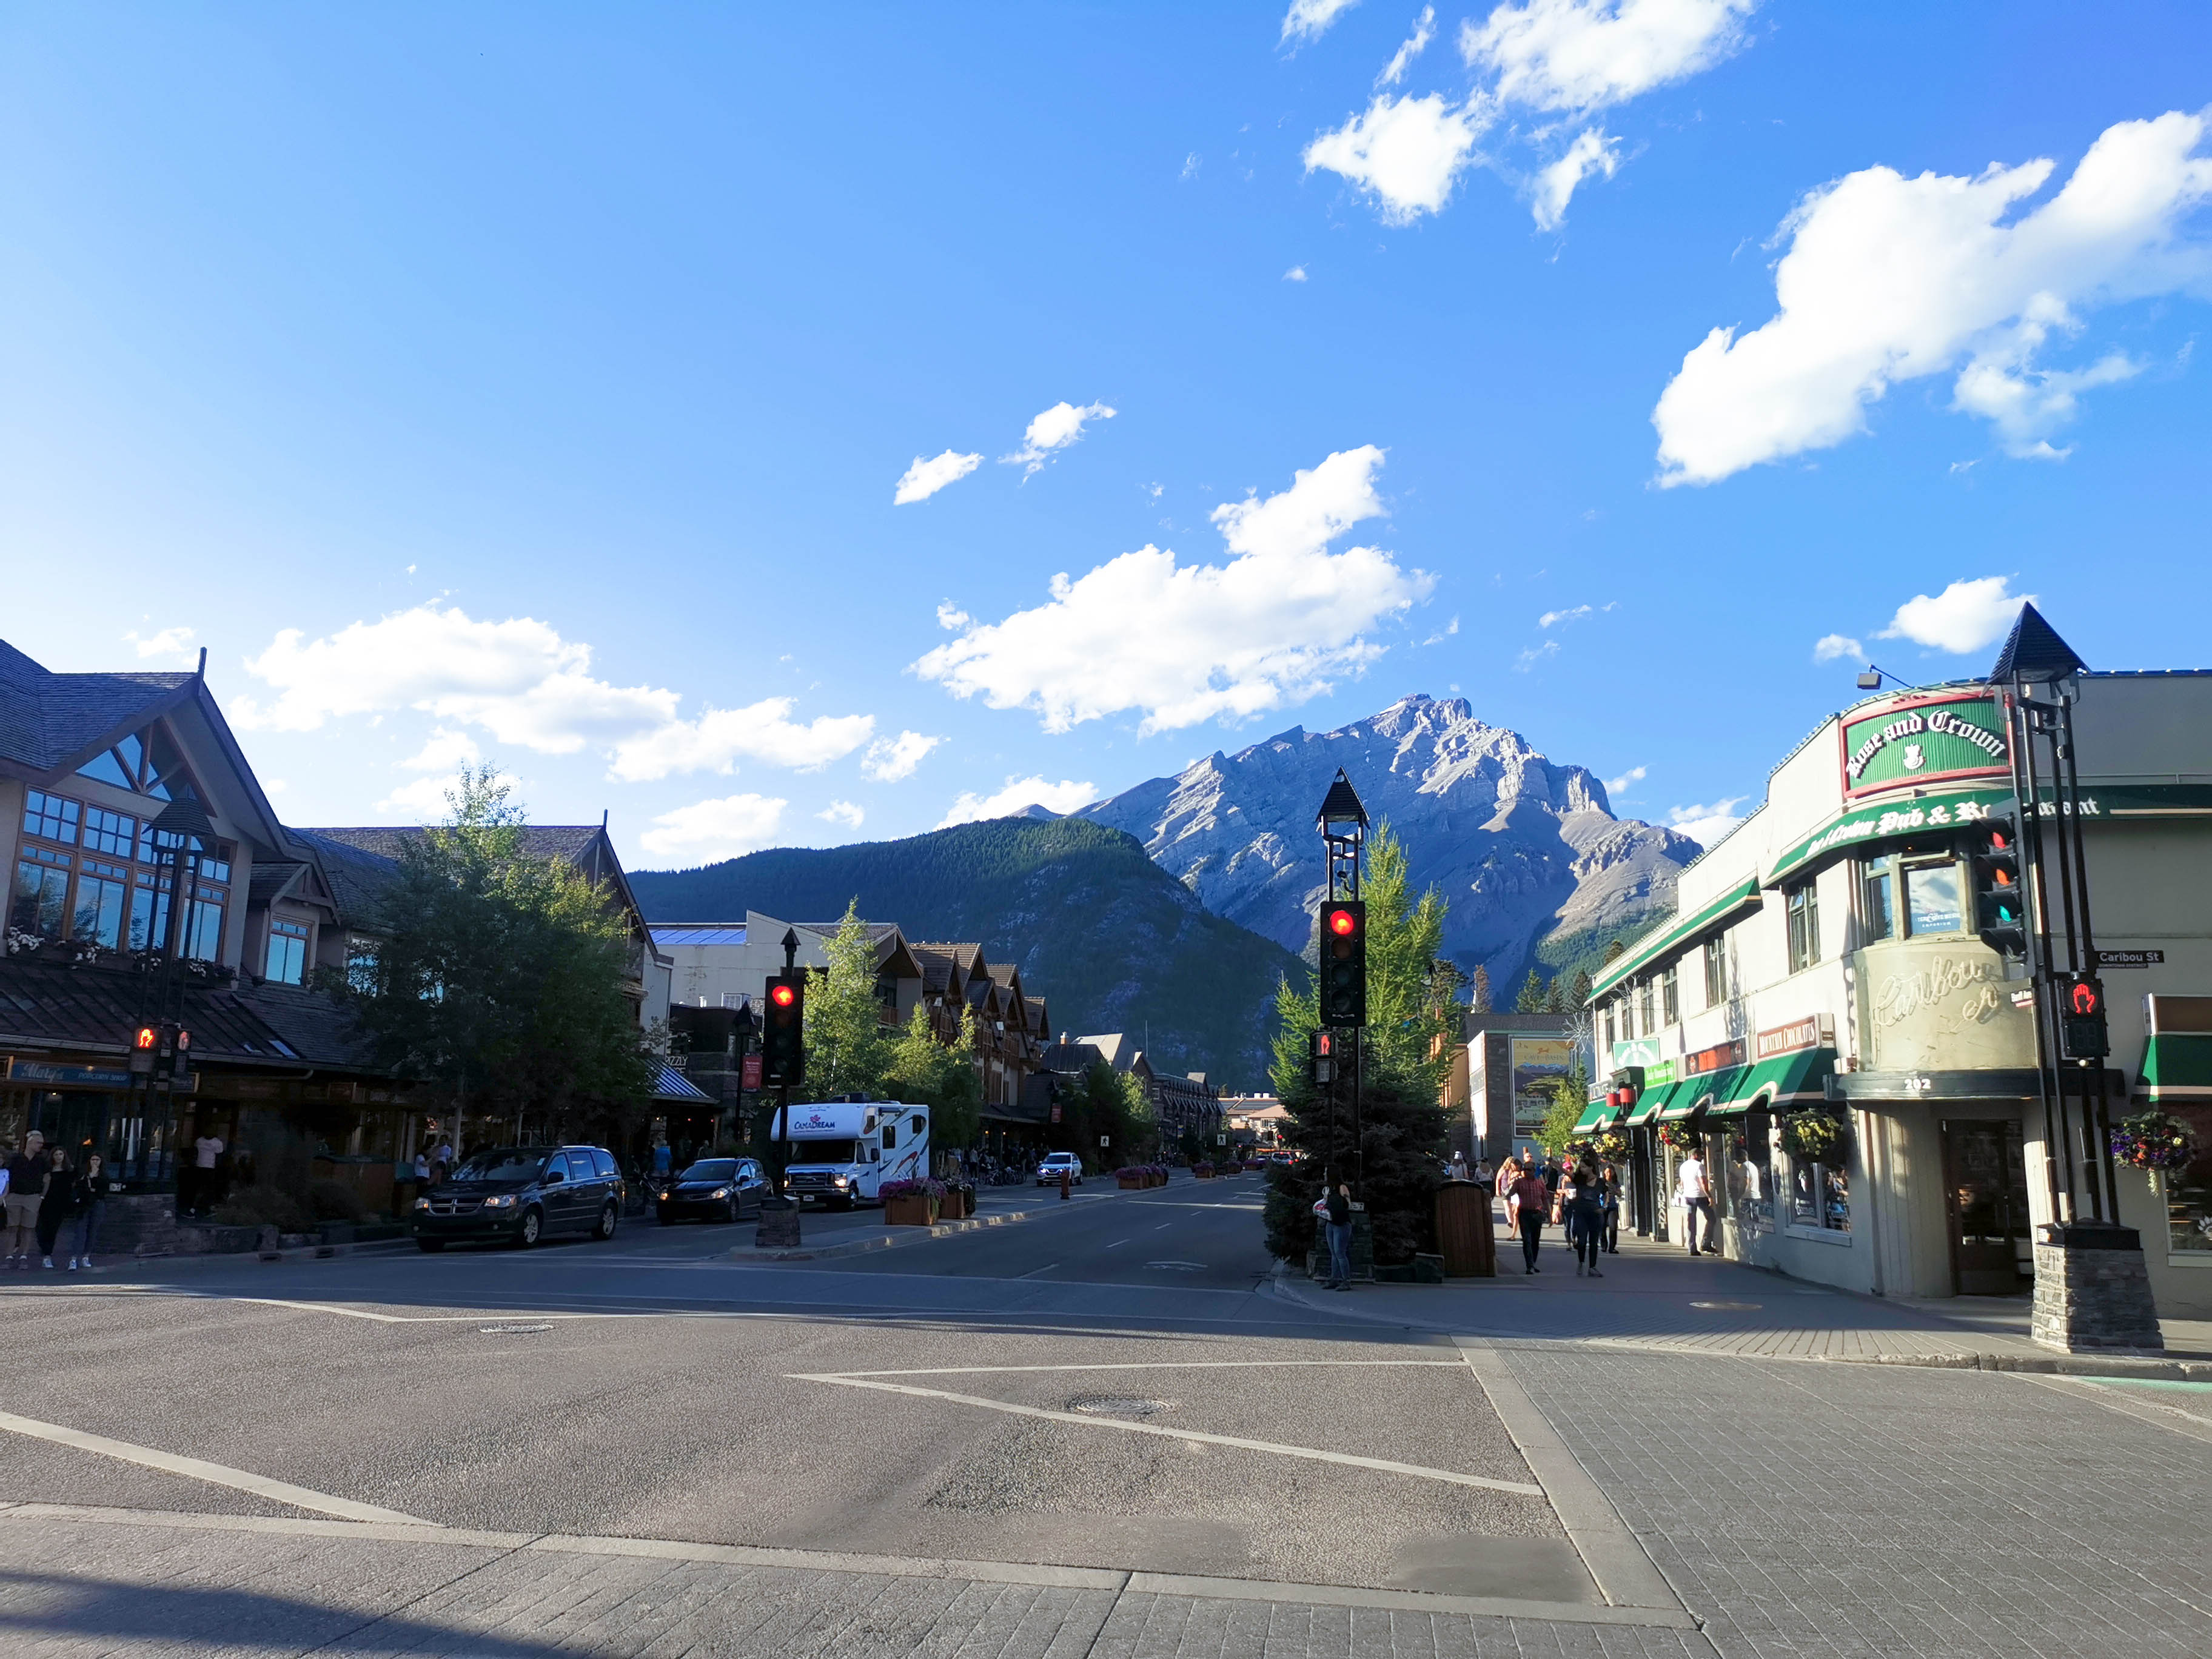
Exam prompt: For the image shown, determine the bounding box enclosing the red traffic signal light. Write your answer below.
[1327,907,1358,937]
[2069,980,2102,1017]
[175,1028,190,1051]
[1317,899,1367,1026]
[135,1027,158,1050]
[769,982,797,1010]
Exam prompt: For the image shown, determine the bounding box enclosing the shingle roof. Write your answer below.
[0,956,374,1070]
[0,639,198,777]
[284,830,401,922]
[248,862,309,907]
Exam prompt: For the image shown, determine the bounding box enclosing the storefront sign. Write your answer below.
[1843,692,2009,798]
[1683,1038,1746,1076]
[1,1059,132,1088]
[2096,949,2164,970]
[1766,788,2011,886]
[1757,1016,1834,1059]
[1858,938,2036,1074]
[1641,1059,1677,1088]
[742,1053,763,1089]
[1610,1038,1663,1068]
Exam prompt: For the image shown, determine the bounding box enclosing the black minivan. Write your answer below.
[413,1145,625,1250]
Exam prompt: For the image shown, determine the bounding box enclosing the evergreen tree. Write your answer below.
[1544,977,1566,1014]
[801,900,891,1100]
[1570,967,1593,1008]
[1262,821,1450,1268]
[1470,964,1492,1013]
[1515,969,1546,1012]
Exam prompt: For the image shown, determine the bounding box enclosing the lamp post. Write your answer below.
[126,794,215,1196]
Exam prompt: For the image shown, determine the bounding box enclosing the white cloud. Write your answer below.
[1654,112,2212,486]
[1876,576,2034,655]
[126,626,196,662]
[1513,639,1561,671]
[400,728,482,772]
[1181,152,1201,180]
[1305,93,1489,223]
[1812,633,1864,663]
[937,777,1099,828]
[1606,765,1647,794]
[1667,796,1748,849]
[1537,602,1612,627]
[1531,127,1620,229]
[1282,0,1361,48]
[1463,0,1757,114]
[607,699,874,783]
[861,730,943,783]
[376,773,470,817]
[1284,264,1310,281]
[236,605,677,751]
[936,602,973,631]
[1378,6,1436,85]
[1003,401,1116,475]
[638,794,788,863]
[893,449,983,505]
[817,800,866,830]
[916,446,1432,736]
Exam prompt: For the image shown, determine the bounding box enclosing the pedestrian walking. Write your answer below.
[1600,1160,1623,1254]
[35,1145,74,1270]
[1472,1155,1492,1187]
[5,1131,47,1267]
[1678,1146,1716,1255]
[1495,1152,1523,1232]
[1562,1158,1605,1277]
[63,1152,115,1271]
[1322,1181,1353,1290]
[189,1126,224,1218]
[1506,1162,1550,1274]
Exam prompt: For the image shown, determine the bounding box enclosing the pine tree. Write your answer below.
[1544,977,1566,1014]
[1570,967,1593,1008]
[1470,964,1492,1013]
[1515,969,1546,1012]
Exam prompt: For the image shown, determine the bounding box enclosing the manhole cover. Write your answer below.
[1145,1261,1205,1271]
[1689,1301,1761,1311]
[477,1322,554,1335]
[1068,1395,1173,1418]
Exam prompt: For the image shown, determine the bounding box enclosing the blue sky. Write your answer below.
[4,2,2208,867]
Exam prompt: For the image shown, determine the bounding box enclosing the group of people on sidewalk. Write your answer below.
[1496,1149,1621,1277]
[2,1131,118,1271]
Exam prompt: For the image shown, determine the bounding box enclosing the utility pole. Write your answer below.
[755,928,805,1248]
[1315,769,1372,1282]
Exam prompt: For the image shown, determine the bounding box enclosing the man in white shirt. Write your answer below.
[1677,1150,1715,1256]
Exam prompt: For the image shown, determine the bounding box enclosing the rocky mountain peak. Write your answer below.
[1082,694,1695,991]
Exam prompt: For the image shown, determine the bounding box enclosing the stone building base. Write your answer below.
[2031,1223,2164,1352]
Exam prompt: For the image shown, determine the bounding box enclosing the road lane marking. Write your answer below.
[0,1409,427,1524]
[1104,1239,1130,1250]
[1155,1222,1171,1230]
[1016,1262,1061,1279]
[830,1360,1466,1377]
[789,1373,1544,1496]
[1147,1261,1207,1270]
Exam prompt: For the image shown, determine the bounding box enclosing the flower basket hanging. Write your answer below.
[2110,1110,2196,1178]
[1591,1130,1631,1164]
[1780,1111,1849,1165]
[1656,1119,1702,1151]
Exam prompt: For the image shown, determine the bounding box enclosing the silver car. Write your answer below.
[1034,1152,1083,1186]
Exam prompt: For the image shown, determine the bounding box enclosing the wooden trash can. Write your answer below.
[1434,1181,1496,1277]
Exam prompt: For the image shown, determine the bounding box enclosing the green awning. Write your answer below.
[2137,1034,2212,1104]
[1570,1099,1612,1135]
[1729,1046,1838,1113]
[1661,1067,1745,1120]
[1590,877,1765,999]
[1624,1081,1677,1126]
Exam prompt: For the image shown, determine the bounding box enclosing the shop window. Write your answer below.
[2165,1105,2212,1253]
[1786,879,1821,973]
[1725,1111,1775,1227]
[22,789,79,845]
[1790,1151,1850,1233]
[1660,965,1680,1027]
[1703,935,1727,1007]
[11,848,72,940]
[1860,861,1895,942]
[72,858,130,948]
[1904,856,1963,937]
[266,917,310,984]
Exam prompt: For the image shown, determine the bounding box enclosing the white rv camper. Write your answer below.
[771,1099,931,1207]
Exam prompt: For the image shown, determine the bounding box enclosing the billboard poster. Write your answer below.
[1511,1037,1574,1133]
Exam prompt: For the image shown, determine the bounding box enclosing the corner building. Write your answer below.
[1580,669,2212,1321]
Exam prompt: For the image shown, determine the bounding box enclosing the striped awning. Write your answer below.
[2136,1034,2212,1104]
[1625,1081,1677,1127]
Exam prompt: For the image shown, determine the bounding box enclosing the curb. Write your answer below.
[726,1198,1106,1262]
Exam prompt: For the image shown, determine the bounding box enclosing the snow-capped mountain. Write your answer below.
[1081,694,1700,989]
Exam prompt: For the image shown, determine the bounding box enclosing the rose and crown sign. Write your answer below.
[1841,692,2009,799]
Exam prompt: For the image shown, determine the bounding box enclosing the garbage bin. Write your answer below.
[1434,1181,1495,1277]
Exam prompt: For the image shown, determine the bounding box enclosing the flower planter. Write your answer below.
[940,1187,973,1220]
[1118,1176,1144,1190]
[884,1195,940,1227]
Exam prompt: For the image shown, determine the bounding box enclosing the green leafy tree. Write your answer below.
[1515,969,1546,1012]
[881,1000,984,1153]
[333,767,659,1154]
[1536,1053,1592,1155]
[800,900,891,1101]
[1262,821,1450,1268]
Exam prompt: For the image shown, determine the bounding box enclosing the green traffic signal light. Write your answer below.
[1968,807,2028,961]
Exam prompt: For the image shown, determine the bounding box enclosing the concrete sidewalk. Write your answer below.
[1274,1226,2212,1378]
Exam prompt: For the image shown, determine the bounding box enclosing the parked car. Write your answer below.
[1034,1151,1084,1187]
[656,1157,770,1225]
[413,1145,625,1250]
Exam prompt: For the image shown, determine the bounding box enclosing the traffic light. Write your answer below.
[1318,899,1366,1027]
[1967,806,2028,961]
[760,973,806,1085]
[130,1025,158,1076]
[1307,1028,1336,1087]
[2061,977,2110,1060]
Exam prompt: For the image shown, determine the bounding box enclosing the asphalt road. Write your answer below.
[0,1171,1594,1603]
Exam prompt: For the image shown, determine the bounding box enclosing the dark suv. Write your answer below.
[413,1145,625,1251]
